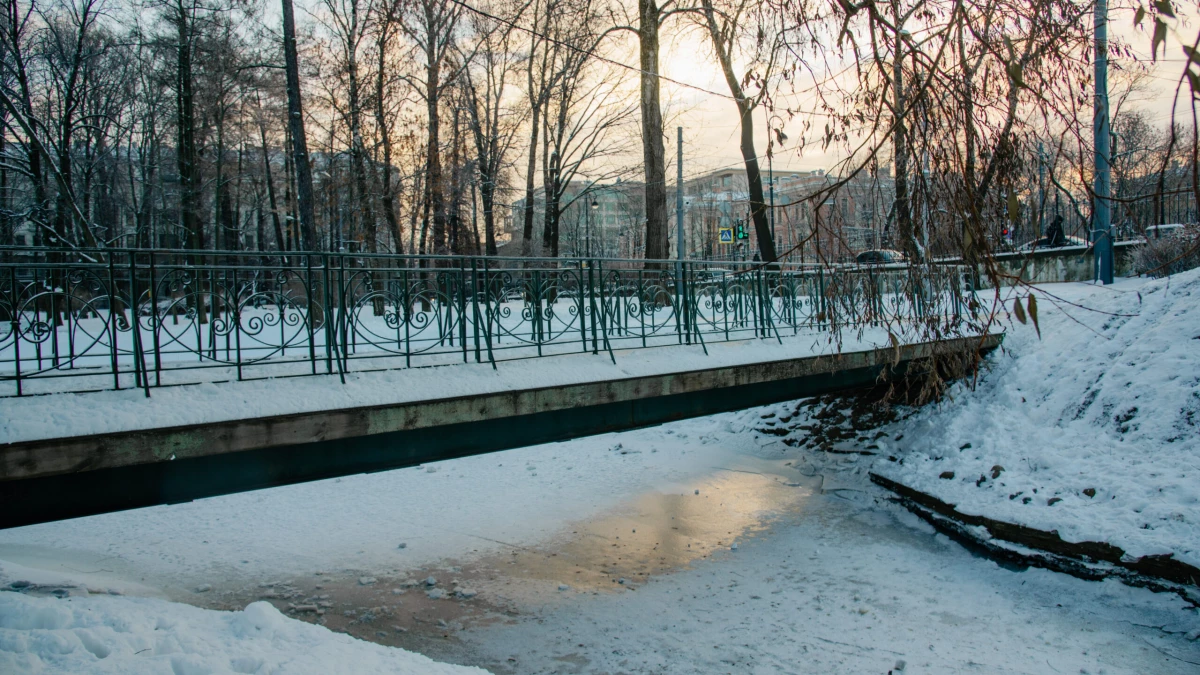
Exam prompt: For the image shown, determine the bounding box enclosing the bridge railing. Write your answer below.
[0,248,983,396]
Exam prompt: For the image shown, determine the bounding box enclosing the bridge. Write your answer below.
[0,248,1000,528]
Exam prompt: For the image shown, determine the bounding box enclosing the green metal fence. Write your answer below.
[0,247,981,396]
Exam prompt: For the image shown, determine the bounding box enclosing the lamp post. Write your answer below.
[588,198,599,257]
[1094,0,1113,283]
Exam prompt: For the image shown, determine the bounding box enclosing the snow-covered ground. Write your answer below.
[875,269,1200,568]
[0,591,487,674]
[0,417,757,590]
[460,488,1200,674]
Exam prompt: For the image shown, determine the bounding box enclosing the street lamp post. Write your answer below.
[1094,0,1113,283]
[588,197,599,258]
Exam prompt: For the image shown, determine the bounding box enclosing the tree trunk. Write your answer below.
[281,0,318,252]
[257,121,286,260]
[638,0,669,266]
[426,42,447,255]
[521,103,540,255]
[176,3,203,255]
[481,176,497,255]
[345,11,376,253]
[737,110,778,263]
[374,29,402,253]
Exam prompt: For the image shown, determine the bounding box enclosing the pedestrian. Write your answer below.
[1045,214,1065,247]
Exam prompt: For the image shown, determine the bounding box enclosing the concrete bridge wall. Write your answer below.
[973,241,1141,287]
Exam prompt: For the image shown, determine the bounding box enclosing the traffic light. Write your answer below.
[735,222,748,240]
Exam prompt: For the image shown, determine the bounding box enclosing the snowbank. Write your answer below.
[0,590,489,674]
[877,269,1200,568]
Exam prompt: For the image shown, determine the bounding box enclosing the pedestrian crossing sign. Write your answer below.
[718,227,734,244]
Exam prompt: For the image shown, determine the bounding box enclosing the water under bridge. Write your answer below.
[0,249,1002,528]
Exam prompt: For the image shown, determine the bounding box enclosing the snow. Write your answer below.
[0,416,764,590]
[877,269,1200,567]
[460,490,1200,674]
[0,591,487,674]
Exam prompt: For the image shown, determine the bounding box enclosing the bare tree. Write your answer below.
[698,0,781,262]
[461,0,526,255]
[281,0,318,250]
[398,0,464,255]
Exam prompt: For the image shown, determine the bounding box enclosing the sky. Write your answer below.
[650,4,1197,180]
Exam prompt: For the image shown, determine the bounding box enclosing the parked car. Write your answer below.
[856,250,907,265]
[694,268,734,282]
[1016,235,1087,252]
[1145,223,1184,239]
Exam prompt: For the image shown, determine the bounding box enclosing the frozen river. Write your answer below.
[2,400,1198,674]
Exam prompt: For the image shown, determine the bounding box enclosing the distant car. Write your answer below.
[856,250,906,265]
[694,268,734,282]
[1145,223,1183,239]
[1017,235,1087,252]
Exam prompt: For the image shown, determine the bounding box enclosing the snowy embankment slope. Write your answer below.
[0,591,488,675]
[877,269,1200,568]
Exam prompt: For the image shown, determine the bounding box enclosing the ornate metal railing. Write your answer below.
[0,247,983,396]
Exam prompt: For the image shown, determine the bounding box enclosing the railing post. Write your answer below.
[402,267,412,368]
[818,267,827,330]
[10,266,22,396]
[722,271,730,341]
[638,269,647,348]
[588,260,598,354]
[480,257,496,368]
[322,255,335,375]
[458,258,469,363]
[471,258,482,364]
[127,252,150,397]
[336,254,348,380]
[106,255,121,390]
[578,260,588,353]
[148,251,163,386]
[532,268,543,356]
[596,259,614,362]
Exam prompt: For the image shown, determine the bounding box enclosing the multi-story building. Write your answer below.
[505,179,646,258]
[681,167,895,262]
[506,167,896,262]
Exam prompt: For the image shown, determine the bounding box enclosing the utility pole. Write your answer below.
[1094,0,1114,284]
[1037,142,1045,238]
[893,25,914,261]
[766,109,776,253]
[675,127,686,337]
[676,127,684,260]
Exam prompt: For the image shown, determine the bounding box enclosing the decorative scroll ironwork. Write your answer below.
[0,248,983,396]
